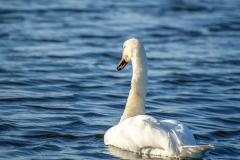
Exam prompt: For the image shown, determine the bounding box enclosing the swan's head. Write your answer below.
[117,38,143,71]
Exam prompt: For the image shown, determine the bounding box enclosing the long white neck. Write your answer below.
[120,44,148,123]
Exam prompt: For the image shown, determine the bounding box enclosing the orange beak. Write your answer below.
[117,56,128,71]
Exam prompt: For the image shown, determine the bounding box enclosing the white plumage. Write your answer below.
[104,38,212,158]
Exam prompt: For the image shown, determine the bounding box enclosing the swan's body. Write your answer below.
[104,38,212,158]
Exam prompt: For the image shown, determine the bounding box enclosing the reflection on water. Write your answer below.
[106,146,209,160]
[106,145,212,160]
[106,146,176,160]
[106,146,144,159]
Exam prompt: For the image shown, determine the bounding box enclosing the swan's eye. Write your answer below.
[122,46,126,52]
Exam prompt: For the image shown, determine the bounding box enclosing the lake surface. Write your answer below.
[0,0,240,159]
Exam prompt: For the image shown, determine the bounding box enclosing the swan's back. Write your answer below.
[104,115,211,158]
[105,115,193,156]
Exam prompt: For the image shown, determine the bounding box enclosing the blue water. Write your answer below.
[0,0,240,159]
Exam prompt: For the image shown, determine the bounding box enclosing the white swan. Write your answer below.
[104,38,212,158]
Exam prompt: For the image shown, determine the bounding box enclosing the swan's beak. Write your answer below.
[117,56,128,71]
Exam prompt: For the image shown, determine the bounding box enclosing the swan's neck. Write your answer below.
[120,46,148,123]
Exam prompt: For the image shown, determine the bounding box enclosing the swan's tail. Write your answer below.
[180,144,213,158]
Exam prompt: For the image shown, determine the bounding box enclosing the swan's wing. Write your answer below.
[160,119,196,146]
[104,115,182,156]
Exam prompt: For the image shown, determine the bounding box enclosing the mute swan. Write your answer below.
[104,38,212,158]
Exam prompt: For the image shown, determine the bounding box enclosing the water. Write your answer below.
[0,0,240,159]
